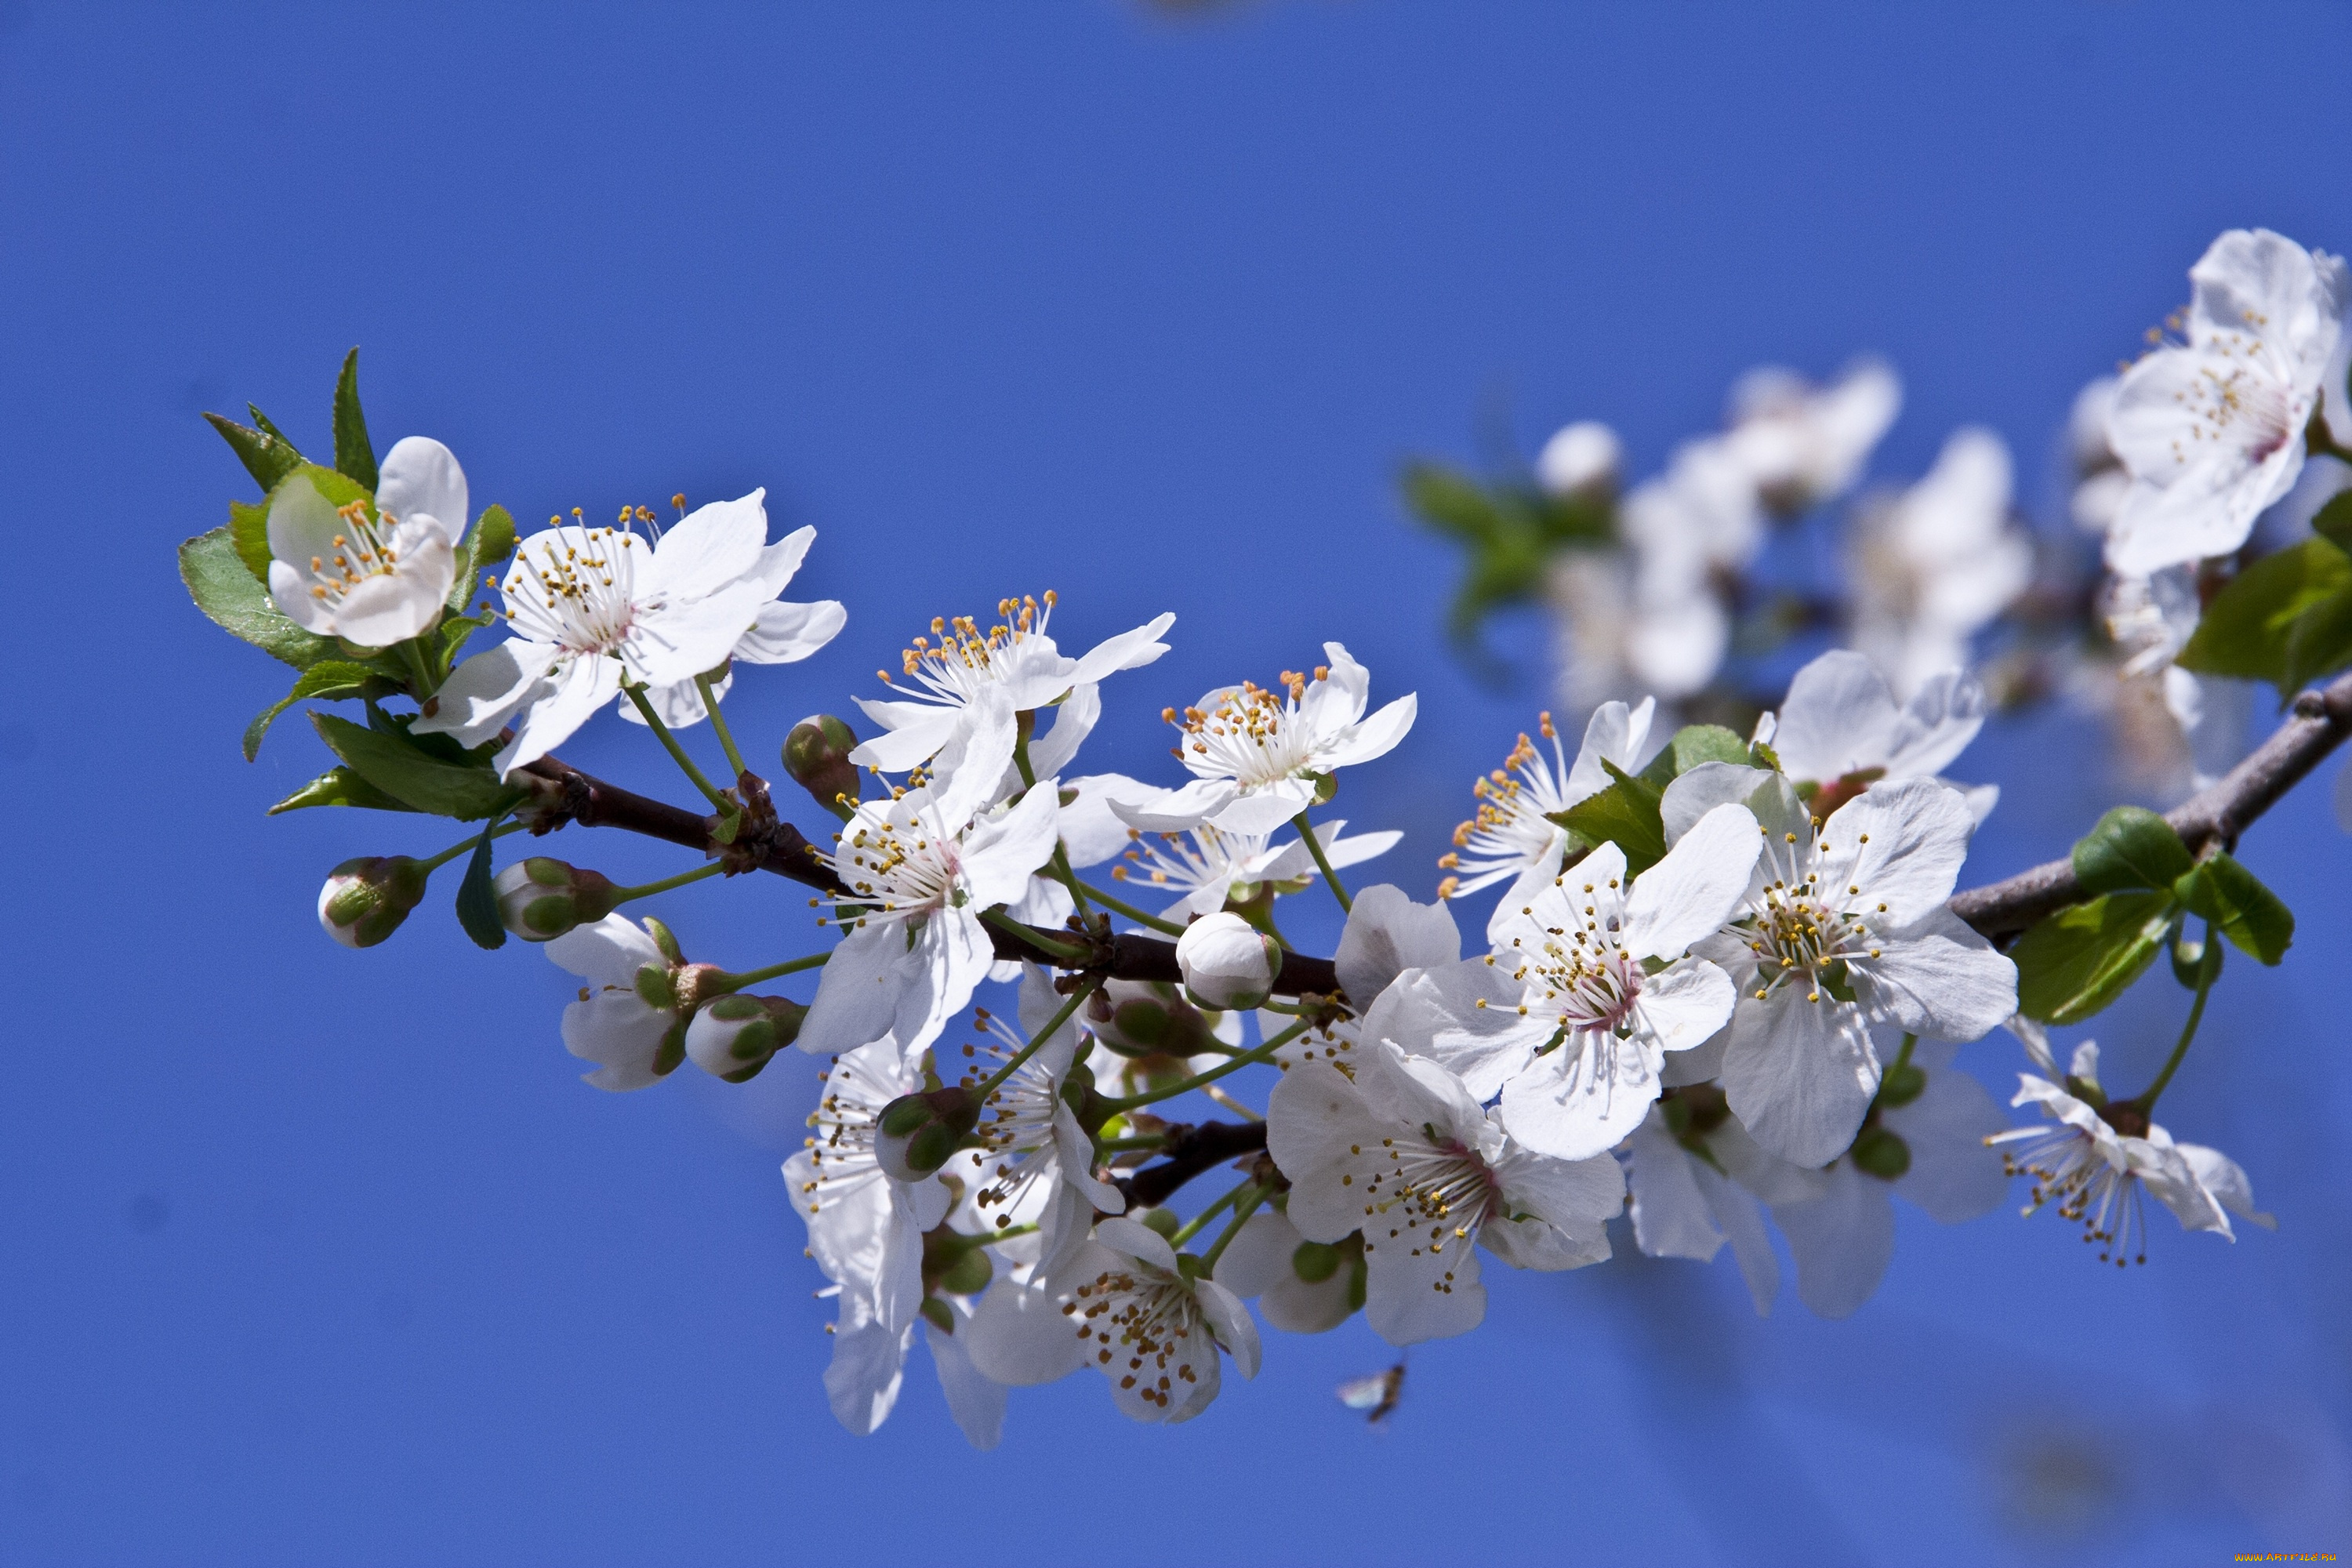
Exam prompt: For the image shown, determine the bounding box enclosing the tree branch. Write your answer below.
[1950,669,2352,939]
[1116,1120,1270,1210]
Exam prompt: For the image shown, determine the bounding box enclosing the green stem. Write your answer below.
[1196,1183,1268,1273]
[978,1221,1039,1244]
[416,819,527,873]
[1168,1178,1250,1247]
[1292,812,1352,913]
[723,951,832,988]
[979,907,1094,965]
[623,683,732,811]
[974,978,1101,1100]
[1890,1033,1917,1073]
[695,673,749,779]
[612,862,727,902]
[1102,1021,1309,1113]
[397,638,441,699]
[1079,880,1188,936]
[2134,919,2219,1111]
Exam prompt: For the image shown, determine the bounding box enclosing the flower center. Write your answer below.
[1166,665,1329,787]
[296,501,407,608]
[1737,832,1884,1004]
[1350,1132,1499,1298]
[1063,1265,1207,1410]
[1439,714,1572,899]
[1989,1120,2149,1267]
[795,1065,883,1214]
[879,593,1058,706]
[2176,332,2303,466]
[832,814,964,922]
[503,521,648,657]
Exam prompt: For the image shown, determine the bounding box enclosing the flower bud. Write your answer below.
[783,715,862,819]
[318,856,428,948]
[684,993,807,1082]
[1535,419,1623,500]
[1176,913,1283,1012]
[1087,981,1222,1060]
[873,1087,981,1181]
[494,858,622,942]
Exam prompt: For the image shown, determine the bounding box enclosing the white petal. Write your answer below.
[1065,612,1175,684]
[1859,905,2016,1041]
[1111,777,1236,833]
[1721,989,1881,1168]
[628,581,771,687]
[494,656,622,776]
[373,436,468,547]
[1194,1277,1261,1379]
[924,1303,1008,1450]
[644,489,767,600]
[1624,802,1762,958]
[1636,960,1739,1055]
[415,639,557,746]
[1334,884,1461,1012]
[1771,1160,1895,1319]
[1623,1111,1725,1261]
[1882,669,1988,781]
[822,1312,911,1436]
[1204,782,1316,837]
[734,598,845,664]
[797,919,914,1058]
[848,702,960,771]
[960,780,1063,910]
[2176,1142,2276,1230]
[1025,683,1100,780]
[560,989,673,1091]
[1056,773,1165,868]
[546,913,666,985]
[1319,692,1417,769]
[1693,1154,1780,1315]
[1659,762,1774,846]
[1768,650,1902,782]
[1816,777,1976,926]
[1886,1066,2010,1223]
[1499,1032,1661,1161]
[1362,960,1543,1102]
[964,1271,1091,1387]
[1363,1221,1485,1346]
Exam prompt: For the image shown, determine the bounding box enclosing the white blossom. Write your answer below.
[1212,1207,1359,1334]
[619,520,845,729]
[1722,358,1902,514]
[1535,420,1623,499]
[1849,427,2032,700]
[1759,649,1998,824]
[267,437,464,648]
[1269,1037,1621,1346]
[2106,227,2350,575]
[1176,913,1283,1011]
[545,914,688,1091]
[1097,811,1399,921]
[1438,699,1657,903]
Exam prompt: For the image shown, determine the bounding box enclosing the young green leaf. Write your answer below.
[266,767,423,815]
[312,712,525,821]
[2176,537,2352,685]
[332,347,378,490]
[2310,489,2352,556]
[241,660,381,761]
[445,503,518,612]
[2070,804,2194,894]
[203,412,306,493]
[179,527,338,670]
[228,499,273,583]
[2172,852,2294,964]
[1554,759,1668,875]
[455,816,509,950]
[2279,577,2352,696]
[1637,724,1751,787]
[2011,889,2179,1024]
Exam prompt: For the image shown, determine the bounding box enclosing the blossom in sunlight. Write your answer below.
[1269,1037,1621,1347]
[850,593,1174,773]
[545,914,694,1091]
[1848,427,2033,699]
[1659,768,2015,1167]
[797,695,1062,1065]
[1104,814,1399,920]
[1989,1036,2274,1265]
[967,1217,1260,1425]
[1264,882,1462,1074]
[786,1038,953,1436]
[1378,804,1762,1161]
[2105,227,2350,575]
[1438,698,1657,902]
[416,494,782,775]
[1722,358,1903,516]
[1759,649,1998,823]
[620,518,846,729]
[1113,644,1416,837]
[266,437,463,647]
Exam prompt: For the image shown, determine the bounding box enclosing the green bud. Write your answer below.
[317,855,430,948]
[1875,1062,1927,1109]
[685,993,807,1082]
[492,857,621,942]
[633,963,678,1012]
[1849,1124,1911,1181]
[783,715,862,820]
[1290,1240,1342,1283]
[1138,1207,1181,1240]
[875,1087,981,1180]
[936,1247,993,1297]
[641,916,684,965]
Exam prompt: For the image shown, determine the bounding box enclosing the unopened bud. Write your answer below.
[494,858,621,942]
[1849,1124,1911,1181]
[318,856,428,948]
[873,1087,981,1181]
[684,993,807,1082]
[783,715,861,819]
[1176,912,1283,1012]
[1534,419,1622,500]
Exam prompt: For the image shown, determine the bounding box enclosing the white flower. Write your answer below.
[1373,804,1761,1162]
[1436,699,1656,904]
[1535,420,1623,499]
[1989,1038,2274,1264]
[1176,913,1283,1011]
[851,593,1174,774]
[1849,428,2032,700]
[2105,227,2350,575]
[1211,1208,1359,1334]
[416,493,784,775]
[546,914,688,1091]
[1759,649,1998,823]
[1113,644,1416,837]
[266,437,465,647]
[1269,1037,1621,1347]
[956,968,1126,1279]
[966,1216,1260,1425]
[1620,1096,1782,1313]
[1101,814,1399,921]
[1260,882,1461,1073]
[1722,358,1902,514]
[2069,376,2129,534]
[1659,768,2016,1167]
[785,1038,954,1435]
[619,521,846,729]
[797,699,1062,1064]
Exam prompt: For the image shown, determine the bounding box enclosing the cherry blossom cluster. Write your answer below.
[181,222,2343,1447]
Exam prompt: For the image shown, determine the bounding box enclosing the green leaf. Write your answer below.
[2281,573,2352,695]
[446,503,517,612]
[2012,890,2179,1025]
[2172,852,2293,964]
[1403,463,1502,543]
[2070,805,2194,895]
[248,404,298,448]
[312,712,524,821]
[2177,538,2352,685]
[204,411,306,493]
[179,526,339,670]
[227,499,273,583]
[1555,759,1669,876]
[242,659,380,761]
[1638,723,1751,786]
[454,817,508,949]
[332,347,378,490]
[266,766,422,815]
[2310,489,2352,556]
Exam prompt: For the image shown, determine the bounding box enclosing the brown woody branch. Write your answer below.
[1949,668,2352,939]
[1115,1120,1270,1210]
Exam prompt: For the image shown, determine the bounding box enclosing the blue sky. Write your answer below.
[3,3,2350,1563]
